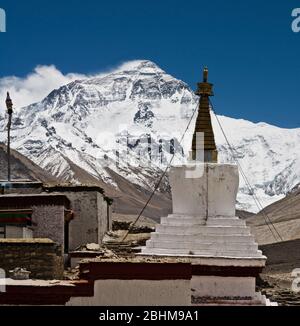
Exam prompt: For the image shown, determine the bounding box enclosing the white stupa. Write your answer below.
[140,69,276,305]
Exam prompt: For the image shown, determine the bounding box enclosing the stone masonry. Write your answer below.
[0,239,63,279]
[43,186,112,251]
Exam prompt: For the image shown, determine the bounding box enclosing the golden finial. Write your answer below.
[203,67,208,82]
[192,67,218,163]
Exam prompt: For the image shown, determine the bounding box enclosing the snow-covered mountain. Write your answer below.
[0,60,299,213]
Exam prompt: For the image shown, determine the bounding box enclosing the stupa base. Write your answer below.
[192,292,277,306]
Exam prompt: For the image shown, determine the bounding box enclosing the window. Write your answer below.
[0,226,5,238]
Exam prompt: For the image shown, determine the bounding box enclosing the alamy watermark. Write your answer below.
[292,8,300,33]
[94,124,206,179]
[0,8,6,32]
[291,269,300,293]
[0,268,6,293]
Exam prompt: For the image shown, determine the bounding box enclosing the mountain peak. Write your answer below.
[1,62,299,215]
[115,60,165,74]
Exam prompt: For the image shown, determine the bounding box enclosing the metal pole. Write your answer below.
[5,92,13,182]
[7,113,11,181]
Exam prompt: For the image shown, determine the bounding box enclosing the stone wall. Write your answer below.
[260,239,300,268]
[0,181,43,195]
[53,191,110,251]
[0,194,69,253]
[31,205,65,253]
[97,192,110,245]
[68,191,98,250]
[0,239,63,279]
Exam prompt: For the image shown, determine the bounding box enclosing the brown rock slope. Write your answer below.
[247,188,300,245]
[0,143,58,182]
[57,157,172,220]
[0,143,171,220]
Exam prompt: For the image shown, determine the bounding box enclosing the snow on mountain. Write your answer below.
[213,116,300,211]
[0,60,299,213]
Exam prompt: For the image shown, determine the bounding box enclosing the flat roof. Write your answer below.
[0,194,70,209]
[43,184,114,204]
[0,181,43,189]
[43,184,104,193]
[0,238,54,244]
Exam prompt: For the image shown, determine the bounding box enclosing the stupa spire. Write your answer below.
[191,67,218,162]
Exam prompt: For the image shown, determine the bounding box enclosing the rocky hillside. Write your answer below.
[0,142,171,218]
[247,188,300,244]
[0,143,58,182]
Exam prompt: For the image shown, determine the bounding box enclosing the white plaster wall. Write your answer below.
[67,279,191,306]
[191,257,266,267]
[191,276,256,298]
[169,164,239,217]
[207,164,239,217]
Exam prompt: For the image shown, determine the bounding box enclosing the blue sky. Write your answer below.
[0,0,299,128]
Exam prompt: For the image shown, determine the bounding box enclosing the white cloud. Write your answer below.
[0,60,150,112]
[0,65,86,110]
